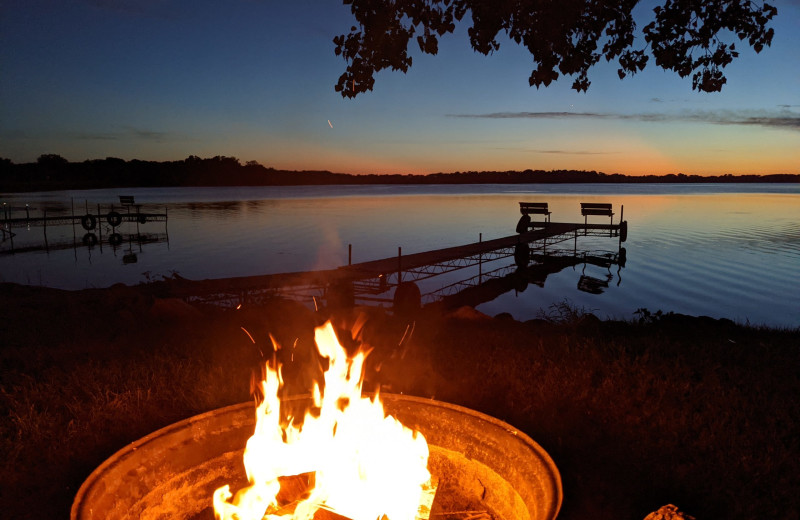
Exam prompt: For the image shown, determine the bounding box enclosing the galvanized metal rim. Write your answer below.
[71,394,562,520]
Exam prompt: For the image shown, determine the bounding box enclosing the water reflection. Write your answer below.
[437,247,626,311]
[1,185,798,327]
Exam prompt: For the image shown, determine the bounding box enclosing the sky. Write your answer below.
[1,0,799,176]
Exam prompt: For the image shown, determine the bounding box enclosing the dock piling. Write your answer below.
[398,247,402,283]
[97,203,103,249]
[71,198,76,240]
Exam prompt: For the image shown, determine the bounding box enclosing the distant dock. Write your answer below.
[1,197,168,256]
[1,203,166,230]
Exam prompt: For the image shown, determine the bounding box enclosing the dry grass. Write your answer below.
[396,310,800,520]
[1,284,798,520]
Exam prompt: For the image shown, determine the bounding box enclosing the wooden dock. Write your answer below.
[340,222,622,279]
[150,220,626,302]
[2,198,166,232]
[1,211,167,228]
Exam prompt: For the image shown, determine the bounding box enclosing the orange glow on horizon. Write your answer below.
[261,134,798,176]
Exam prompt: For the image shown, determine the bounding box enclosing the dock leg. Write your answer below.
[71,198,76,241]
[97,203,103,252]
[397,246,402,284]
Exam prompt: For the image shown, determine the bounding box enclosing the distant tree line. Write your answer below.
[0,154,797,192]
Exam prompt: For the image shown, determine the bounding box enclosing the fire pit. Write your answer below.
[71,394,561,520]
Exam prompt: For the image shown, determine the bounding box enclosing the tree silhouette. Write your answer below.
[36,154,69,167]
[334,0,777,97]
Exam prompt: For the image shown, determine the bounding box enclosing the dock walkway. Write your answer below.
[341,222,618,279]
[152,221,625,301]
[2,211,167,228]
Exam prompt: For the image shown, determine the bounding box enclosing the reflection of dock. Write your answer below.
[0,232,168,257]
[149,220,627,309]
[435,248,625,309]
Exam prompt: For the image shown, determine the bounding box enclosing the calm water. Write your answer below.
[2,184,799,328]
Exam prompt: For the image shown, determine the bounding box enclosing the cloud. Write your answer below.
[493,147,617,155]
[447,110,800,130]
[72,128,168,142]
[76,133,118,141]
[127,128,168,141]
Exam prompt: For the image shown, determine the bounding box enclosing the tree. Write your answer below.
[333,0,777,97]
[36,154,68,167]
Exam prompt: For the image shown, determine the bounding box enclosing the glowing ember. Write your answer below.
[213,321,431,520]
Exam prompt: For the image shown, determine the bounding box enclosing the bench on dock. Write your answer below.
[581,203,614,224]
[519,202,551,221]
[517,202,551,233]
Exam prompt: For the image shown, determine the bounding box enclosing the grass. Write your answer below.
[1,283,798,520]
[400,309,800,520]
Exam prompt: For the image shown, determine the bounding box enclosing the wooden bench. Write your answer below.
[118,195,143,220]
[519,202,551,222]
[580,203,614,224]
[517,202,551,233]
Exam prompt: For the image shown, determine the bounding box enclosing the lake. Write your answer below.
[2,183,798,328]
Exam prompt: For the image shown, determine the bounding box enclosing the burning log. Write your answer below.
[267,476,439,520]
[417,478,439,520]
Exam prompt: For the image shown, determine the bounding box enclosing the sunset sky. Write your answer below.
[2,0,799,176]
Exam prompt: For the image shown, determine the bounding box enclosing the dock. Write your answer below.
[1,209,167,229]
[2,195,166,232]
[341,222,623,280]
[148,220,627,308]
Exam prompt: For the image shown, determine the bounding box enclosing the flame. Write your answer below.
[213,321,431,520]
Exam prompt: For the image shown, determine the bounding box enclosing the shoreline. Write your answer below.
[2,155,799,194]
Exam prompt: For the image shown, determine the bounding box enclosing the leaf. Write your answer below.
[334,0,778,97]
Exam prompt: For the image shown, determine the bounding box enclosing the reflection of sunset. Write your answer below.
[2,186,798,327]
[543,193,800,227]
